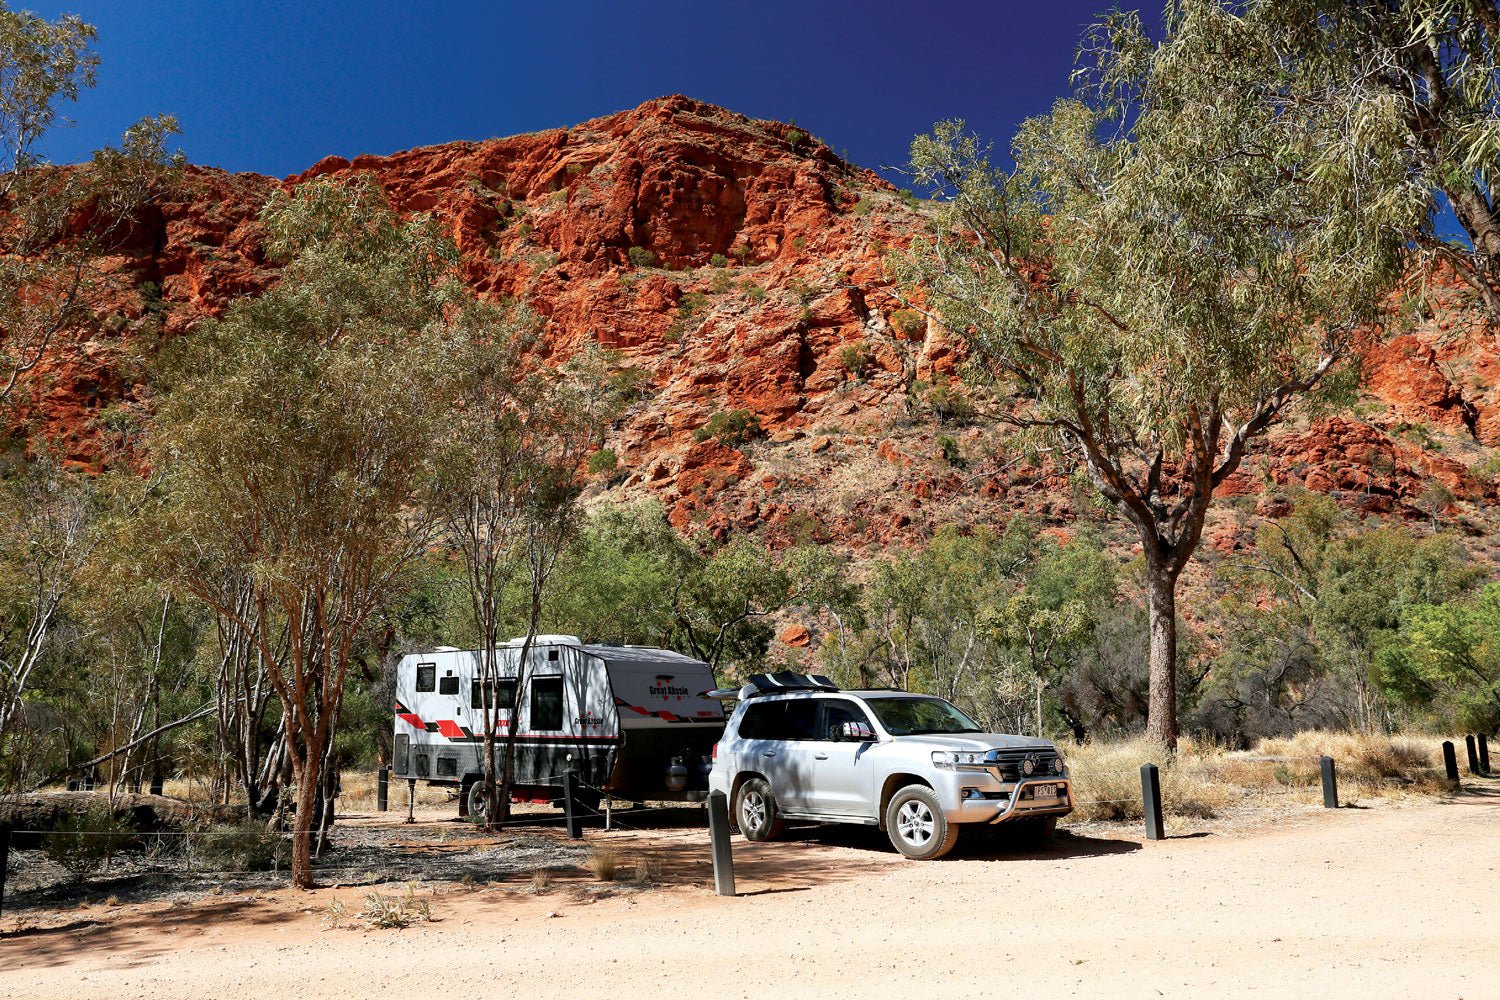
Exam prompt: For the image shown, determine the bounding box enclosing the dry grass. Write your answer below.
[529,867,553,894]
[586,845,620,881]
[1064,730,1455,822]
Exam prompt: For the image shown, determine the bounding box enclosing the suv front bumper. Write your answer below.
[943,776,1073,825]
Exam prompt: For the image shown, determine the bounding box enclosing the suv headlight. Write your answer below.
[931,751,987,770]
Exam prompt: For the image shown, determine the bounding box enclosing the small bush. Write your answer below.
[693,408,762,447]
[627,246,658,269]
[709,252,730,269]
[565,162,585,176]
[588,449,619,476]
[937,434,961,465]
[786,128,806,149]
[741,281,767,304]
[839,342,873,380]
[587,845,620,881]
[358,885,432,929]
[530,868,553,894]
[926,383,975,424]
[45,804,135,879]
[193,821,290,873]
[889,308,926,340]
[851,197,874,216]
[631,857,659,886]
[709,269,734,294]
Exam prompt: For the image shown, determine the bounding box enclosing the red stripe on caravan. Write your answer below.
[398,712,425,729]
[436,719,466,739]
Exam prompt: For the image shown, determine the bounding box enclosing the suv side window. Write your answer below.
[817,699,871,741]
[737,699,820,740]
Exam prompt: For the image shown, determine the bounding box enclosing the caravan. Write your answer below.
[392,635,724,816]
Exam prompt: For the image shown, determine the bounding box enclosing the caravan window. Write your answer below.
[529,676,564,731]
[471,679,517,711]
[415,663,436,692]
[438,674,459,695]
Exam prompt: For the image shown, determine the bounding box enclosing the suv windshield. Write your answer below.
[863,697,982,736]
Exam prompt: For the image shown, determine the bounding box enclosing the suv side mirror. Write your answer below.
[840,721,876,742]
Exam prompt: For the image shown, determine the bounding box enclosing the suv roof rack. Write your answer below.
[702,671,840,701]
[746,671,838,694]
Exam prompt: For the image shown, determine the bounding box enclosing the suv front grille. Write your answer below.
[986,747,1062,780]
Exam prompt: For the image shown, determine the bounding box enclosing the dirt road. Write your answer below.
[3,788,1496,1000]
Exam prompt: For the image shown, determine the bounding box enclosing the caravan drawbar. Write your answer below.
[392,636,724,815]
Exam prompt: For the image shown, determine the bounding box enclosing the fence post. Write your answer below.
[1465,735,1481,776]
[562,768,582,839]
[707,790,736,896]
[1478,734,1491,777]
[0,825,10,920]
[1442,741,1460,788]
[1320,756,1338,808]
[406,778,417,824]
[1140,763,1164,841]
[376,766,389,812]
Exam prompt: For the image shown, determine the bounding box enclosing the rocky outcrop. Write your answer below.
[12,95,1500,553]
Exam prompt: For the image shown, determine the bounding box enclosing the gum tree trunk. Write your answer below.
[1144,563,1180,749]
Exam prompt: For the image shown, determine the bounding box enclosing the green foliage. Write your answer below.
[693,408,762,447]
[709,269,734,294]
[740,281,767,304]
[925,383,974,424]
[46,804,134,879]
[587,448,619,477]
[626,246,657,269]
[838,342,873,380]
[851,197,874,216]
[785,128,806,149]
[1376,583,1500,733]
[545,504,793,674]
[888,308,926,340]
[936,434,961,465]
[709,253,730,269]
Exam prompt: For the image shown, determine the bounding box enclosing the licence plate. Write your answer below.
[1031,783,1058,799]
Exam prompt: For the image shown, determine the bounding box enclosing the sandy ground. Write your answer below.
[2,783,1496,1000]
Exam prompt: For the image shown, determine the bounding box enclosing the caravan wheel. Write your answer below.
[466,780,488,824]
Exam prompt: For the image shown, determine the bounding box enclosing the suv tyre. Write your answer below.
[735,777,785,841]
[885,784,959,860]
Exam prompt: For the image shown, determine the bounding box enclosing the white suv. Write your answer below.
[708,674,1071,859]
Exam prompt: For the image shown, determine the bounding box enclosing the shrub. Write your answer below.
[529,867,553,894]
[709,269,734,294]
[588,449,619,476]
[565,162,585,176]
[46,804,135,879]
[741,282,767,304]
[926,383,975,424]
[786,128,806,149]
[709,252,730,269]
[193,821,290,873]
[693,408,762,447]
[627,246,657,269]
[889,308,926,340]
[852,197,874,216]
[839,342,873,379]
[937,434,961,465]
[587,845,620,881]
[357,885,432,929]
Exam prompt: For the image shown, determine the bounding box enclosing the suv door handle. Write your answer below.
[814,753,829,760]
[761,751,776,758]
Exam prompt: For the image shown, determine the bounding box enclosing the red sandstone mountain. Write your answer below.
[18,95,1500,556]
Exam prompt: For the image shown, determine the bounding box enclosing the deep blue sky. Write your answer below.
[27,1,1154,182]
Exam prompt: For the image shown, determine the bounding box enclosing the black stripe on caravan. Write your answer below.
[438,735,625,745]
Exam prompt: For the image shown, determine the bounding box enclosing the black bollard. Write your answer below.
[1465,735,1481,776]
[1478,734,1491,776]
[377,766,389,812]
[1140,763,1165,841]
[562,768,582,839]
[1442,741,1460,787]
[1320,756,1338,808]
[707,790,736,896]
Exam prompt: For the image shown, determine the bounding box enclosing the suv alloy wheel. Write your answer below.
[885,783,959,860]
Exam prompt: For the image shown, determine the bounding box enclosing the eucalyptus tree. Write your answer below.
[1249,0,1500,321]
[0,2,181,406]
[149,177,465,887]
[899,1,1413,745]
